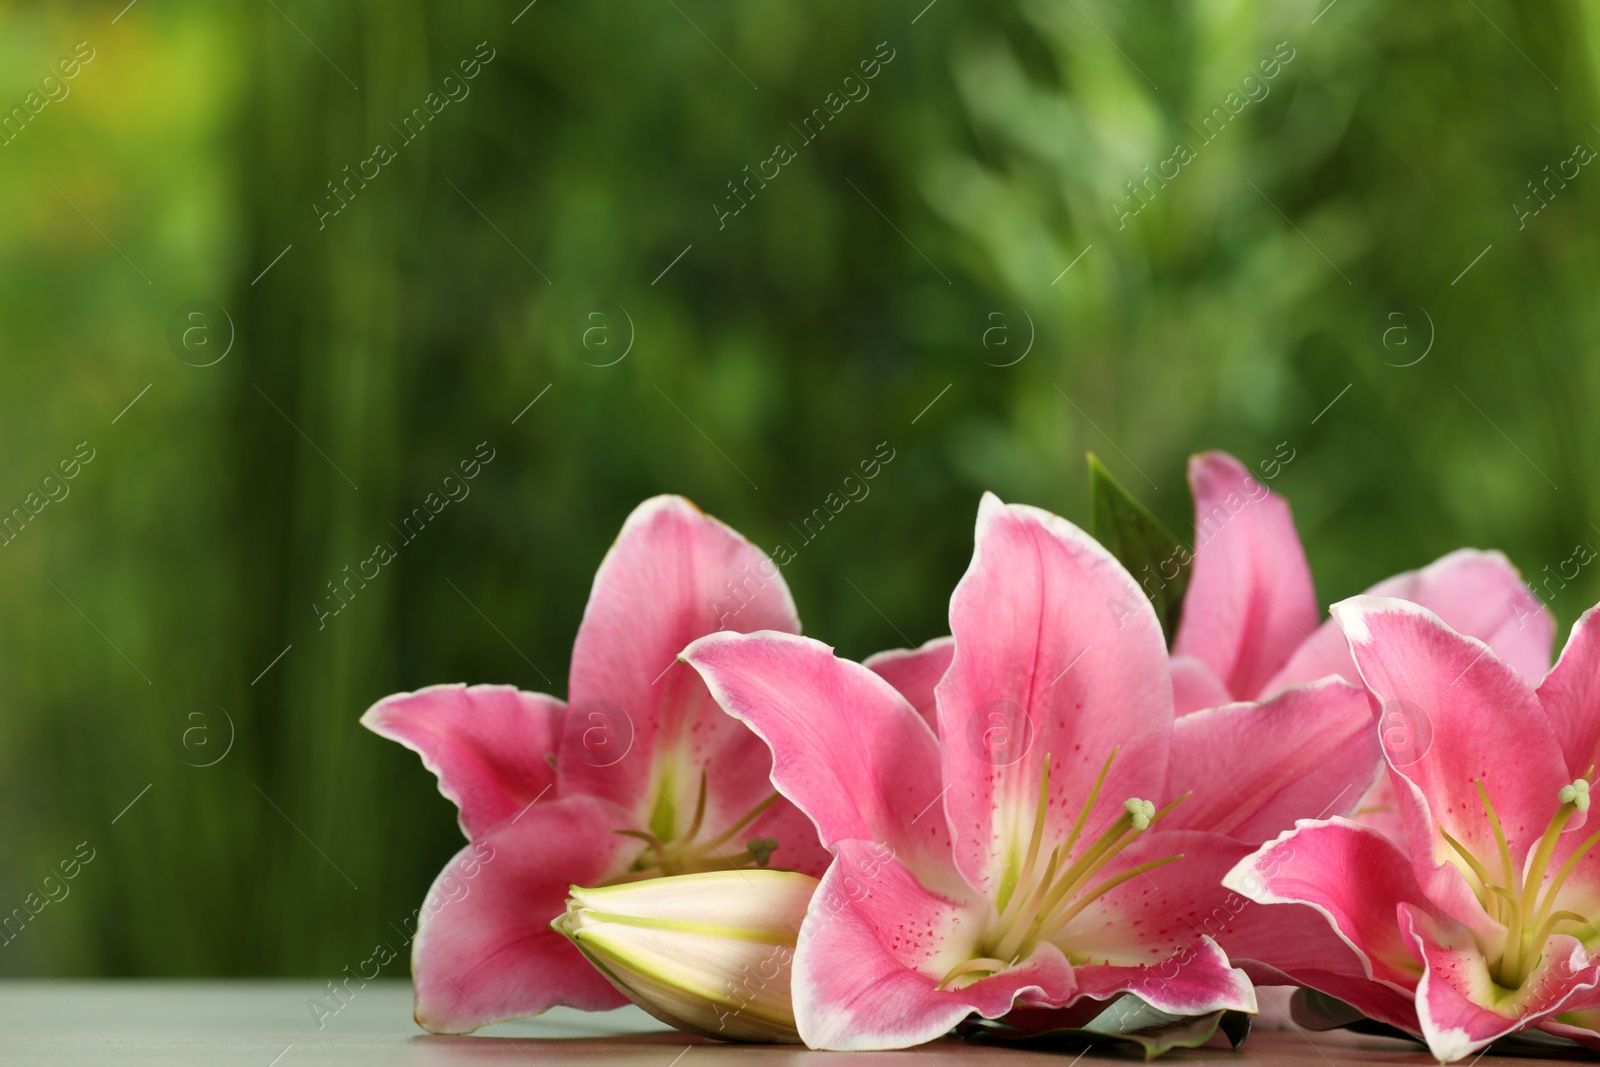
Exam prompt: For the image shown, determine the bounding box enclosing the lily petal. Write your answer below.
[561,495,801,837]
[1170,653,1234,716]
[937,493,1173,897]
[361,683,564,840]
[1332,596,1567,922]
[1264,548,1555,696]
[792,838,1050,1050]
[1403,906,1600,1062]
[1349,775,1408,848]
[1165,679,1378,844]
[1540,1009,1600,1052]
[682,630,954,885]
[1173,452,1318,700]
[1072,936,1257,1018]
[1538,606,1600,787]
[864,637,955,732]
[410,794,636,1033]
[1218,872,1425,1036]
[1537,611,1600,910]
[1222,817,1436,993]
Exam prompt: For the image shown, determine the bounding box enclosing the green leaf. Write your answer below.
[960,995,1234,1060]
[1087,453,1192,645]
[1217,1009,1253,1050]
[1287,988,1367,1032]
[1289,988,1417,1043]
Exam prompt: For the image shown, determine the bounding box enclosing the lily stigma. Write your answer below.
[1445,774,1597,990]
[939,751,1187,990]
[616,768,785,881]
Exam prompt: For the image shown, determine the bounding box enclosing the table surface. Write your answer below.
[0,980,1570,1065]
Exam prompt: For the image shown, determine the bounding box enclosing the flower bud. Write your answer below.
[552,869,816,1043]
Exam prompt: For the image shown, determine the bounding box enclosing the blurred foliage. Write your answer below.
[1,0,1597,977]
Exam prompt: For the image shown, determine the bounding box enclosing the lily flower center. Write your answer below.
[938,750,1185,989]
[1444,774,1600,989]
[614,769,783,882]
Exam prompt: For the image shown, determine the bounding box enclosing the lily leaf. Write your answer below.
[1288,988,1369,1032]
[1291,988,1420,1043]
[1087,453,1191,645]
[961,995,1244,1060]
[1218,1009,1253,1050]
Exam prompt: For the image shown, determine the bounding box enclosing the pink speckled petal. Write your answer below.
[792,838,1067,1050]
[937,494,1173,898]
[1403,906,1600,1062]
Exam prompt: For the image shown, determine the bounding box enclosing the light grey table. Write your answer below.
[0,980,1555,1065]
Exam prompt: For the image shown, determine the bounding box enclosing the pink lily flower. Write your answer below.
[683,494,1375,1050]
[362,496,828,1033]
[1226,596,1600,1061]
[849,455,1553,1039]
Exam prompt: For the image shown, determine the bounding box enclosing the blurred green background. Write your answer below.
[3,0,1598,978]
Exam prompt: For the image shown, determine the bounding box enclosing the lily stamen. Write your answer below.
[1457,777,1598,989]
[946,751,1182,983]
